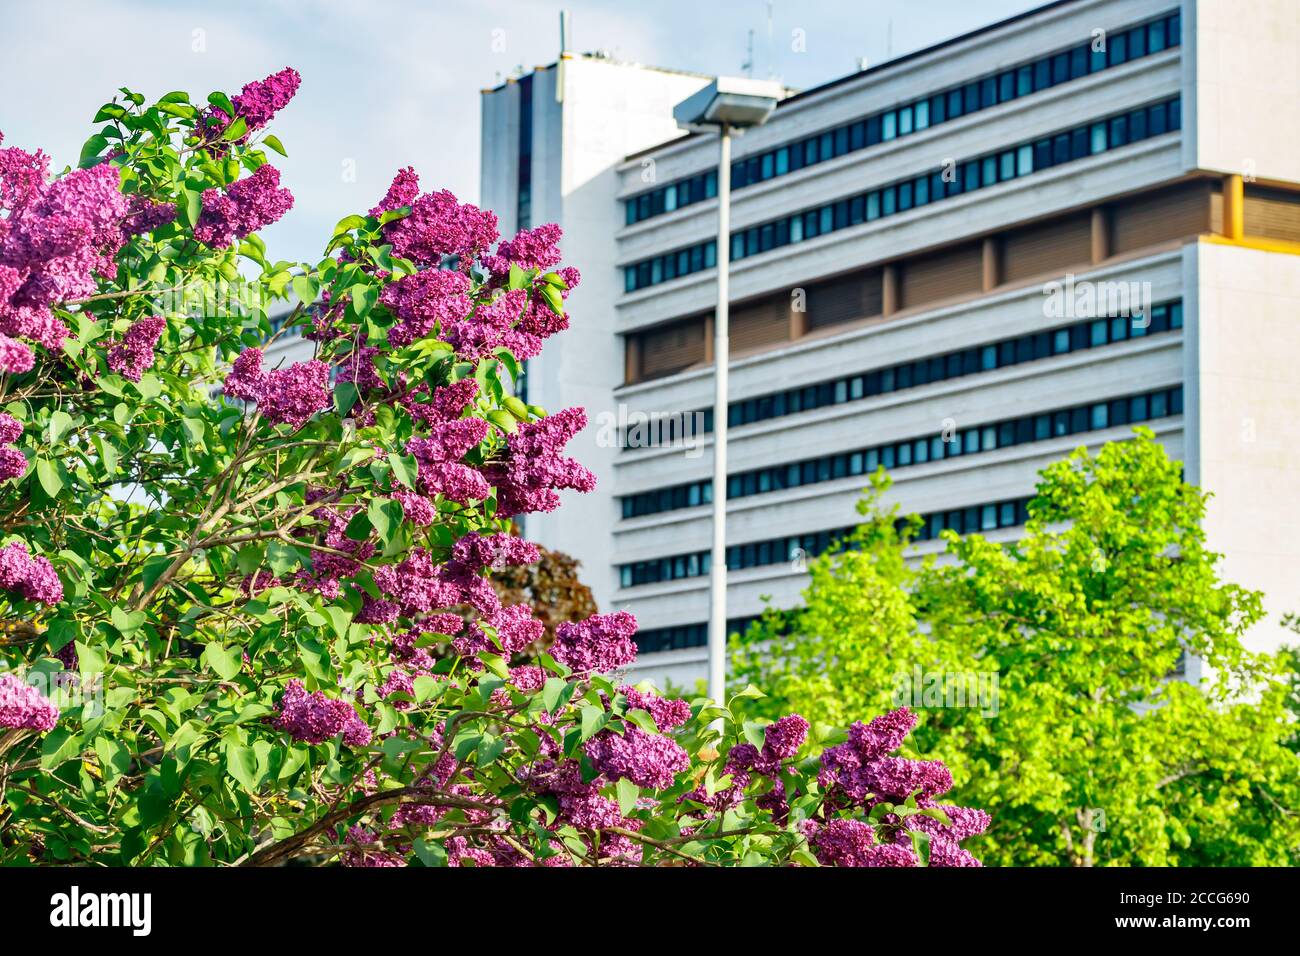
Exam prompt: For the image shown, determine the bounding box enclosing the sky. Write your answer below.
[2,0,1041,264]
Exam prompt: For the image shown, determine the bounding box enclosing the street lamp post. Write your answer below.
[673,78,784,707]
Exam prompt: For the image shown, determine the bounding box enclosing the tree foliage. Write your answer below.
[733,431,1300,866]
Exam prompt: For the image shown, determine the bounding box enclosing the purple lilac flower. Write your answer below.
[194,164,294,248]
[0,447,26,481]
[0,540,62,605]
[378,264,471,349]
[368,167,420,218]
[0,334,34,373]
[620,684,691,731]
[483,407,596,517]
[0,413,22,444]
[271,679,371,747]
[106,314,165,382]
[551,611,638,674]
[584,726,690,790]
[230,68,301,131]
[0,672,58,731]
[381,187,499,268]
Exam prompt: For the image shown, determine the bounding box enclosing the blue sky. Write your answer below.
[2,0,1040,263]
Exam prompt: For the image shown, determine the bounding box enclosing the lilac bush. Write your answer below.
[0,70,987,866]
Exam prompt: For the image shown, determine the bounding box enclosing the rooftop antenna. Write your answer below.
[560,9,572,54]
[742,28,755,77]
[557,10,572,103]
[766,1,776,80]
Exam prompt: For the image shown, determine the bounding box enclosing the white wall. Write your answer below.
[1185,240,1300,654]
[1184,0,1300,183]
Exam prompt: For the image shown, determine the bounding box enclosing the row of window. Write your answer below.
[619,298,1183,461]
[625,96,1181,292]
[633,615,765,655]
[619,491,1035,589]
[621,384,1182,522]
[624,11,1182,225]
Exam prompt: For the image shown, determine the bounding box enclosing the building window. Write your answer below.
[622,11,1184,225]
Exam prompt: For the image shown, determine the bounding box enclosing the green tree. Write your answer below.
[734,430,1300,865]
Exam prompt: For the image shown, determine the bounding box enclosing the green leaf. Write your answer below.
[616,778,640,816]
[202,642,243,680]
[477,735,507,766]
[48,410,74,445]
[135,373,162,401]
[367,497,402,547]
[262,133,287,156]
[207,91,236,116]
[413,838,447,867]
[579,705,607,742]
[221,115,248,142]
[623,708,659,734]
[266,541,301,575]
[41,729,83,770]
[181,189,203,228]
[180,417,206,445]
[542,677,567,713]
[141,554,174,593]
[388,452,417,490]
[226,743,263,793]
[332,214,366,237]
[35,459,64,496]
[909,829,932,866]
[334,381,359,418]
[479,653,510,681]
[78,133,108,169]
[507,264,528,290]
[111,606,146,636]
[292,274,319,306]
[351,284,378,319]
[486,409,517,434]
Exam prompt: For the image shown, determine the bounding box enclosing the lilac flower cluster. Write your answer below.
[810,707,988,866]
[621,684,691,731]
[0,672,58,731]
[0,412,26,481]
[0,334,34,374]
[121,194,177,237]
[271,679,371,747]
[222,348,331,429]
[405,417,490,502]
[379,268,471,349]
[106,314,165,382]
[681,714,810,813]
[0,540,62,606]
[367,166,419,219]
[584,726,690,789]
[483,406,596,517]
[230,68,301,131]
[1,132,133,359]
[376,174,499,268]
[194,164,294,248]
[550,611,638,674]
[481,223,564,273]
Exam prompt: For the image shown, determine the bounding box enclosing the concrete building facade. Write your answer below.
[477,0,1300,688]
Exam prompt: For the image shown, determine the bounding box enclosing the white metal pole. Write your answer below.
[708,125,731,707]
